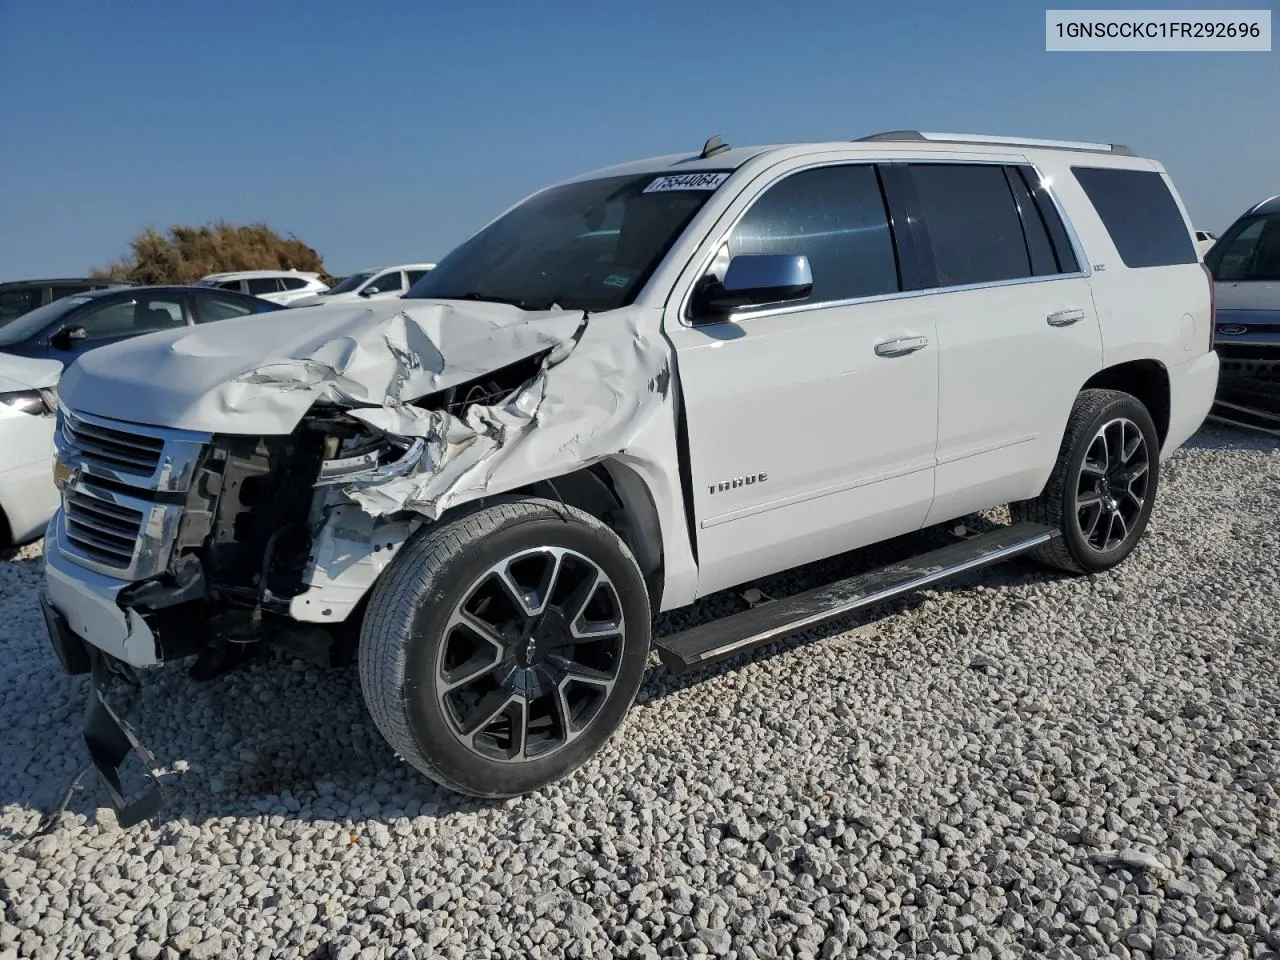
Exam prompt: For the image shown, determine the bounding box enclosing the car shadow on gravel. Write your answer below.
[7,514,1072,834]
[645,512,1068,699]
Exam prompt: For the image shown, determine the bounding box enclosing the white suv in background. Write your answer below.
[197,270,329,305]
[288,263,435,308]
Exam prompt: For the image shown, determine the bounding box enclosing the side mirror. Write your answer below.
[50,326,88,349]
[359,287,376,297]
[689,254,813,323]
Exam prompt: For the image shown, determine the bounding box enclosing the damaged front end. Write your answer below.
[92,349,558,674]
[46,299,673,821]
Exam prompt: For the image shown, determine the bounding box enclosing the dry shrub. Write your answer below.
[93,221,334,285]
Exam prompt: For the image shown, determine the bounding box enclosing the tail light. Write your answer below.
[1201,261,1215,351]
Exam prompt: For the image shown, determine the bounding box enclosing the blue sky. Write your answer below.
[1,0,1276,278]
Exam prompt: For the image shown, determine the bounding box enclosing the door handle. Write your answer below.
[1046,308,1087,327]
[874,336,929,358]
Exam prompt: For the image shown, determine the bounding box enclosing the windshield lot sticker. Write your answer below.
[603,274,631,288]
[643,172,731,193]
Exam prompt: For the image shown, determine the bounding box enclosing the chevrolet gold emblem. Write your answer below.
[53,457,76,490]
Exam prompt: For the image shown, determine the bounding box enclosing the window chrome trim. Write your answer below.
[694,271,1091,324]
[676,156,1092,327]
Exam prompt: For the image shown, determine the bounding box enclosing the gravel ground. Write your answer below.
[1,423,1278,960]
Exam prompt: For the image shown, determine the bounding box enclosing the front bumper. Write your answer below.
[41,591,166,827]
[44,517,161,667]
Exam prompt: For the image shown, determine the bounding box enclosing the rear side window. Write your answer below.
[279,276,309,291]
[406,269,430,285]
[726,164,899,304]
[50,284,91,301]
[1071,167,1196,268]
[907,164,1032,287]
[0,288,42,320]
[247,277,283,295]
[1015,167,1080,274]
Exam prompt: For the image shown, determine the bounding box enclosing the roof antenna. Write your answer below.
[700,135,731,159]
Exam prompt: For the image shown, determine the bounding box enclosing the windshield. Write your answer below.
[1206,213,1280,282]
[405,171,731,311]
[326,271,374,295]
[0,296,90,346]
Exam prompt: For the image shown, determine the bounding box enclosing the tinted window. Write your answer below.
[217,280,243,291]
[279,276,309,291]
[1004,169,1058,277]
[406,269,430,285]
[909,164,1031,287]
[77,296,186,340]
[1207,214,1280,282]
[1016,167,1080,274]
[50,284,91,302]
[247,277,282,295]
[367,271,404,293]
[724,164,898,304]
[0,288,42,322]
[195,293,257,323]
[1072,167,1196,268]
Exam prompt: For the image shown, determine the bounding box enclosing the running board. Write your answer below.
[655,522,1058,675]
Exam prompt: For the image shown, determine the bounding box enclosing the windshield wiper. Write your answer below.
[445,292,532,309]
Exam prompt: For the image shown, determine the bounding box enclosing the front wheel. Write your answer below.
[359,498,651,798]
[1012,389,1160,574]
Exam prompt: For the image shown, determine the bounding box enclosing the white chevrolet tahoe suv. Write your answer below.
[42,132,1218,818]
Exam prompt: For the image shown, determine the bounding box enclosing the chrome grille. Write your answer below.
[63,490,143,570]
[61,414,164,475]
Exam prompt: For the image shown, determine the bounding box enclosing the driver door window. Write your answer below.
[367,271,404,294]
[722,164,900,305]
[76,297,187,340]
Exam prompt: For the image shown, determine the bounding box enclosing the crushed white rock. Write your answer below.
[0,424,1277,960]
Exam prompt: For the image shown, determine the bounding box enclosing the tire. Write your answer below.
[359,497,651,798]
[1011,388,1160,574]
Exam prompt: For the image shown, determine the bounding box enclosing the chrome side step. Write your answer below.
[654,522,1058,675]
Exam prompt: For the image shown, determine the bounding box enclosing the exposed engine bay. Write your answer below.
[118,356,550,670]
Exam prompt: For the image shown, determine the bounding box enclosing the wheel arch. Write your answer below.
[1081,359,1170,447]
[518,460,666,608]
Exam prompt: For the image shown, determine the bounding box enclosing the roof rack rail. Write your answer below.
[855,130,1136,157]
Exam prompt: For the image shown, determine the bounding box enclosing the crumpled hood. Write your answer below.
[0,353,62,393]
[56,297,674,521]
[58,299,592,434]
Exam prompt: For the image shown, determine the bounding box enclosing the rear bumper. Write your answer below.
[43,517,160,667]
[1163,350,1219,458]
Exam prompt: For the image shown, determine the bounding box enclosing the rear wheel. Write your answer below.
[359,498,651,798]
[1012,389,1160,574]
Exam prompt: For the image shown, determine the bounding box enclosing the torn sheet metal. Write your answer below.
[59,297,674,524]
[339,307,671,519]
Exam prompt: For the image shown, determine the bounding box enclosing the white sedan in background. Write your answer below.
[0,354,61,545]
[287,263,435,307]
[1195,230,1217,257]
